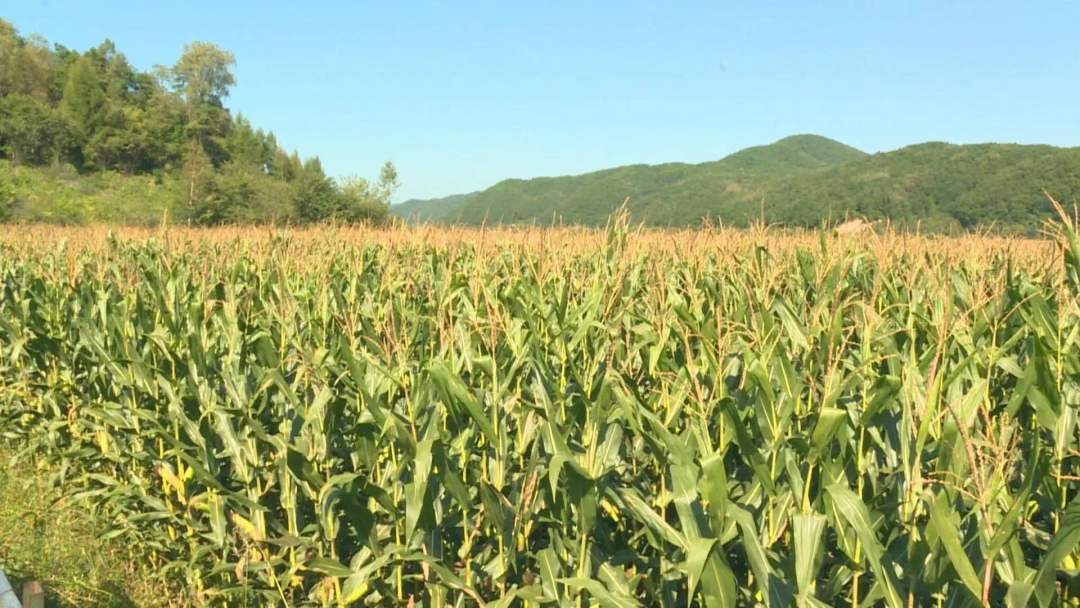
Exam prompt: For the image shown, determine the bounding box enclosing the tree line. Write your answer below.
[0,19,397,224]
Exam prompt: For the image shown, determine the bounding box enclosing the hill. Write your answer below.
[452,135,867,226]
[762,142,1080,232]
[713,134,867,172]
[391,191,476,223]
[448,136,1080,233]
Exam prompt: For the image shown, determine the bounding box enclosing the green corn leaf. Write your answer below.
[928,493,983,602]
[728,504,774,606]
[825,483,903,608]
[1033,499,1080,607]
[808,406,846,462]
[792,512,827,598]
[428,361,498,442]
[558,577,643,608]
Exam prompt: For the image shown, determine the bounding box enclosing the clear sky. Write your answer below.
[5,1,1080,200]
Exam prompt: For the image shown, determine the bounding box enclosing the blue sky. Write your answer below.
[5,1,1080,200]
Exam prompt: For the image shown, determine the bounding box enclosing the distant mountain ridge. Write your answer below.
[452,134,866,226]
[409,135,1080,234]
[391,192,477,223]
[761,141,1080,232]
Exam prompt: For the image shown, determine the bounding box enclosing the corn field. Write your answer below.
[1,212,1079,607]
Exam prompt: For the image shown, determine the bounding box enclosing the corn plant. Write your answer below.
[0,212,1078,606]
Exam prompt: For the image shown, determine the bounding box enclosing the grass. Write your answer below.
[0,445,172,607]
[0,161,175,225]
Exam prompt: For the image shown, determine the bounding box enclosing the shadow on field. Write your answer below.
[0,446,164,607]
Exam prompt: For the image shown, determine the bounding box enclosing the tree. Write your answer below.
[169,42,236,108]
[0,20,54,100]
[291,157,338,223]
[0,165,14,221]
[86,40,136,101]
[288,151,303,177]
[337,175,389,224]
[60,57,108,152]
[181,138,219,222]
[216,161,292,223]
[335,161,400,225]
[167,42,236,170]
[377,160,400,203]
[48,43,81,102]
[87,105,160,174]
[226,114,271,169]
[0,94,69,165]
[141,85,186,170]
[269,146,296,182]
[185,102,230,165]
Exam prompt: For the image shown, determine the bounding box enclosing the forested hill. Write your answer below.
[761,142,1080,232]
[391,192,477,223]
[444,137,1080,234]
[451,134,867,226]
[0,19,397,225]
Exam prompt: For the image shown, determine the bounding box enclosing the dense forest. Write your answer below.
[0,18,397,224]
[411,135,1080,235]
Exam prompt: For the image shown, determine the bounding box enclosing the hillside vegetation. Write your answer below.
[764,142,1080,232]
[452,134,864,226]
[1,161,174,224]
[391,191,477,223]
[0,18,396,225]
[442,136,1080,234]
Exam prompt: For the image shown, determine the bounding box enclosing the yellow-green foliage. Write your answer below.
[1,161,176,225]
[0,218,1078,606]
